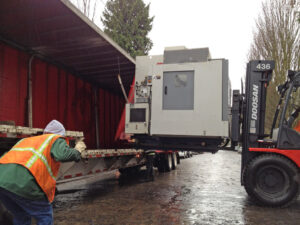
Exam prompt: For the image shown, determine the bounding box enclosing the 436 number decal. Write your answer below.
[256,63,271,70]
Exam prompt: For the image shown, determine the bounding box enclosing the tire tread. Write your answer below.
[243,153,299,207]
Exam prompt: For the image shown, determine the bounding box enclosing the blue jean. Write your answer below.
[0,188,53,225]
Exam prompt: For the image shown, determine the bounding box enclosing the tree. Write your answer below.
[248,0,300,133]
[101,0,154,58]
[71,0,98,22]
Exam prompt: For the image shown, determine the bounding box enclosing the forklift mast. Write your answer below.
[231,60,275,174]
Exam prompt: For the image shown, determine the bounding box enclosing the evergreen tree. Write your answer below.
[101,0,154,58]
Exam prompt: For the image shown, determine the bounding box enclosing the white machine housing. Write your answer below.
[125,47,229,138]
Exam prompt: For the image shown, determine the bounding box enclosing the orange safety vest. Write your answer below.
[0,134,62,202]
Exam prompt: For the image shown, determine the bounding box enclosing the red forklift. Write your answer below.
[231,60,300,207]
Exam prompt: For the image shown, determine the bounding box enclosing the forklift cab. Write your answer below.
[274,71,300,149]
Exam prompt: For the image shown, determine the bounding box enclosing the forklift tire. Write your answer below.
[244,154,299,207]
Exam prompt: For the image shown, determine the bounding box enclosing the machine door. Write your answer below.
[163,71,194,110]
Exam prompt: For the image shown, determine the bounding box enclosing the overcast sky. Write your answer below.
[94,0,266,90]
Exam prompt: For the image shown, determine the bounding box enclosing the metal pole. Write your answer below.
[117,74,129,103]
[94,88,100,148]
[28,55,35,128]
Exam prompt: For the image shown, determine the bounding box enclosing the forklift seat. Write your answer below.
[277,125,300,149]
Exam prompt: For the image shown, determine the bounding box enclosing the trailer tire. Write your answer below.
[165,154,172,172]
[172,152,177,170]
[157,154,166,173]
[244,154,299,207]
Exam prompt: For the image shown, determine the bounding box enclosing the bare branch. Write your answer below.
[248,0,300,132]
[72,0,99,22]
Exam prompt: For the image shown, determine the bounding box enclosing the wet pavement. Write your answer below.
[53,151,300,225]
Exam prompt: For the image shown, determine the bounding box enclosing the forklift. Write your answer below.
[231,60,300,207]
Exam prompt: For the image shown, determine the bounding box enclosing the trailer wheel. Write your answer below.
[244,154,299,207]
[165,154,172,172]
[172,152,177,170]
[157,154,166,173]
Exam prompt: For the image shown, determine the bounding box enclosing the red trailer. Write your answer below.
[0,0,136,150]
[0,0,180,183]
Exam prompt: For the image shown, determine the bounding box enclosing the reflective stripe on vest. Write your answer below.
[10,134,57,180]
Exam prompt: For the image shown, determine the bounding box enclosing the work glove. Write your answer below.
[75,137,87,155]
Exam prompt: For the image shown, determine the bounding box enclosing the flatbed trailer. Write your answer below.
[57,148,145,184]
[0,124,180,185]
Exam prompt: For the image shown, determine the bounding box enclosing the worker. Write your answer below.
[144,149,156,182]
[0,120,86,225]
